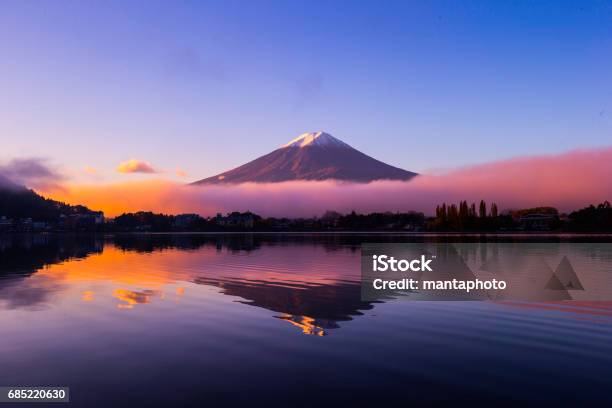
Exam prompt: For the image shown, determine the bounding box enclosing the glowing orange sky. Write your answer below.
[40,147,612,217]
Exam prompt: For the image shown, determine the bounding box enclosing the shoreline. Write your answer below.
[2,231,612,237]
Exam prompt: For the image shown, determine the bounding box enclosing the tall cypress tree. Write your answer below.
[448,204,459,230]
[479,200,487,218]
[491,202,498,218]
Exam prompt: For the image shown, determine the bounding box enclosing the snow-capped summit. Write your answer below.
[193,131,417,184]
[282,132,351,149]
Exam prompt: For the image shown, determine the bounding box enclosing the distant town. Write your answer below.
[1,187,610,233]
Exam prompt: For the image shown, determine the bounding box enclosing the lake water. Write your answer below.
[1,234,612,407]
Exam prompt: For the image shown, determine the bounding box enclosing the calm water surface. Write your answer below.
[1,234,612,407]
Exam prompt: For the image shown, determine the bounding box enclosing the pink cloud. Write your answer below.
[116,159,157,174]
[46,147,612,217]
[176,167,188,178]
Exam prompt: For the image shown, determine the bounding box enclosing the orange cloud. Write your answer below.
[116,159,157,174]
[43,147,612,217]
[84,166,97,175]
[176,167,188,178]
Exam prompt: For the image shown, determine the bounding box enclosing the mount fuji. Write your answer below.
[193,131,417,184]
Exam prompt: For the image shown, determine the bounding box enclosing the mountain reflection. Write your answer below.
[194,275,375,336]
[0,234,379,334]
[2,234,611,334]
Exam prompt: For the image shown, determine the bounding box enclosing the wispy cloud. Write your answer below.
[0,158,66,191]
[116,159,157,174]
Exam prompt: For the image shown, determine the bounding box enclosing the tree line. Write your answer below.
[430,200,505,231]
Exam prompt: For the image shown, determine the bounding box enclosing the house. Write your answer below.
[59,211,105,231]
[518,213,559,230]
[215,212,260,229]
[173,214,201,229]
[32,221,48,231]
[0,216,15,232]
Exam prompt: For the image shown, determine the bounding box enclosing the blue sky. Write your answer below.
[1,0,611,182]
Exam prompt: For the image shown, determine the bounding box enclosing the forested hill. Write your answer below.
[0,181,96,221]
